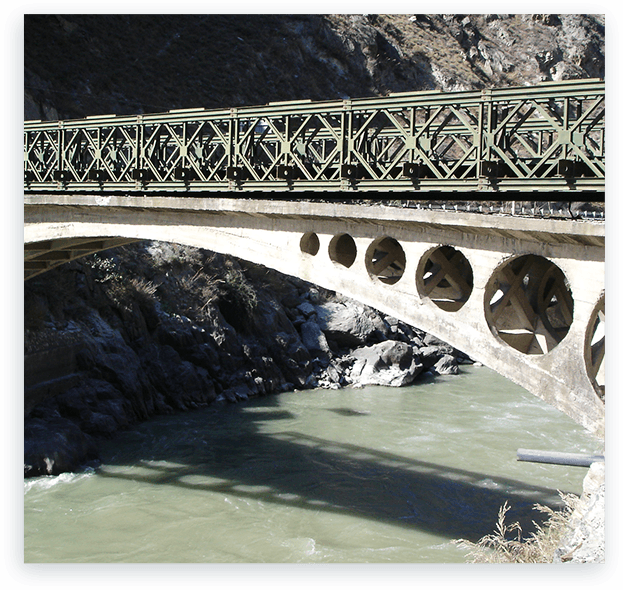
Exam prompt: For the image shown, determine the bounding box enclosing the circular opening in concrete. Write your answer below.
[329,233,357,268]
[300,232,320,256]
[584,294,604,400]
[365,237,406,285]
[484,254,574,355]
[416,245,473,311]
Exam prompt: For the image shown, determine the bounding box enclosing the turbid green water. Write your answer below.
[24,366,599,563]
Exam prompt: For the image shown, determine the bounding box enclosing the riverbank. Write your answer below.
[24,241,472,477]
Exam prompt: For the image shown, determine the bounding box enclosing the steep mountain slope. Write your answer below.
[24,14,604,121]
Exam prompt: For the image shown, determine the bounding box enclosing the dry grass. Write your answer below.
[130,277,158,297]
[454,492,578,563]
[177,269,223,314]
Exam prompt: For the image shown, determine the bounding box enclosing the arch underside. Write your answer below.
[24,201,605,438]
[24,237,138,279]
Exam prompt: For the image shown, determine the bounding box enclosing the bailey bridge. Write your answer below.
[24,79,605,438]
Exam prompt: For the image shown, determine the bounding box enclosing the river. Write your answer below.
[23,366,599,563]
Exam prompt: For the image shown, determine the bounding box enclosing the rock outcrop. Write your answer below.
[554,462,605,563]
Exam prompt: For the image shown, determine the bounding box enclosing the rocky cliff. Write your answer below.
[25,14,604,121]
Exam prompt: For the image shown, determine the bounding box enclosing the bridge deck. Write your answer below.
[23,193,606,243]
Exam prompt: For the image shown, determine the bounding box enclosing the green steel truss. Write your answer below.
[24,79,605,196]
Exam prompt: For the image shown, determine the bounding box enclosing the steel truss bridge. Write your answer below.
[24,79,604,197]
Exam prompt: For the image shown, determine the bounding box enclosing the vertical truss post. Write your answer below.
[562,95,570,161]
[341,99,353,188]
[229,109,236,170]
[408,106,416,165]
[134,117,141,184]
[135,115,143,189]
[283,114,290,167]
[479,88,500,189]
[57,121,65,187]
[228,108,238,189]
[484,88,493,161]
[181,120,187,170]
[341,100,351,166]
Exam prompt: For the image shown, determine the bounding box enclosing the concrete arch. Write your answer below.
[24,195,605,437]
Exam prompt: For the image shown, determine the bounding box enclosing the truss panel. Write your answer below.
[24,79,605,195]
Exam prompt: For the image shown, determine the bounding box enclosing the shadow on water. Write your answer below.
[327,407,371,417]
[97,394,571,543]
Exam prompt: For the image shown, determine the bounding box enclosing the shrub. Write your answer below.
[217,267,258,333]
[177,269,223,316]
[86,252,123,283]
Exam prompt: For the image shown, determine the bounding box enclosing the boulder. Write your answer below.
[269,332,312,388]
[24,415,99,476]
[300,320,331,357]
[297,301,317,318]
[432,354,459,375]
[419,345,445,369]
[315,301,388,348]
[423,333,455,354]
[348,340,423,387]
[384,316,414,343]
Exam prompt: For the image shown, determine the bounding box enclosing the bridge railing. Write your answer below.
[24,79,604,195]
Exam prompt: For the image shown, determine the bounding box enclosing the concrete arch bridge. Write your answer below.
[24,195,605,438]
